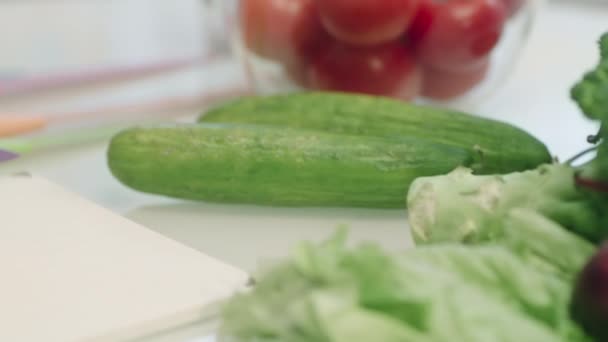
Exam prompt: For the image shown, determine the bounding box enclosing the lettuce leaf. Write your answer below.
[219,232,588,341]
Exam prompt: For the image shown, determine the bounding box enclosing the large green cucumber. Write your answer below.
[199,92,551,174]
[108,123,472,208]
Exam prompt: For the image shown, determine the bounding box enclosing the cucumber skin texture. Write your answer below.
[108,124,472,208]
[199,92,551,174]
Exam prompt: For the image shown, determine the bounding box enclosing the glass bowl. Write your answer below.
[226,0,542,108]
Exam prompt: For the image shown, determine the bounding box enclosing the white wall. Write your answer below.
[0,1,215,74]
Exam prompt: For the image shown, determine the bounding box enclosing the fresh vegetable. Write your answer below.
[571,35,608,126]
[571,244,608,341]
[408,167,599,274]
[407,31,608,337]
[217,32,608,342]
[570,33,608,187]
[107,123,471,208]
[220,232,588,341]
[314,0,419,46]
[407,33,608,247]
[499,209,597,279]
[406,31,608,341]
[306,41,423,100]
[415,0,507,72]
[422,60,490,100]
[200,92,552,174]
[407,164,606,245]
[567,33,608,342]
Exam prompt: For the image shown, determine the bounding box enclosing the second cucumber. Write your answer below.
[200,92,552,174]
[108,123,472,208]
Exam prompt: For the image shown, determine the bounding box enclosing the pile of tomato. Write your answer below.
[240,0,523,101]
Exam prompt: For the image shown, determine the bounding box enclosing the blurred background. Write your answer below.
[1,1,210,78]
[0,0,245,143]
[0,0,607,158]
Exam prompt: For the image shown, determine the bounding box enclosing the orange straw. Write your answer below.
[0,85,250,142]
[0,117,47,138]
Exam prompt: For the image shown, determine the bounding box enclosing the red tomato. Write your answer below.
[422,60,489,100]
[408,0,437,48]
[307,40,423,100]
[501,0,525,18]
[415,0,506,72]
[315,0,419,46]
[287,30,334,87]
[240,0,325,64]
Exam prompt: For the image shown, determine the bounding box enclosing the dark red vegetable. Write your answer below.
[570,244,608,341]
[575,173,608,193]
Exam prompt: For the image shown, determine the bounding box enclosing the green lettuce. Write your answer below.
[407,163,605,243]
[407,165,598,278]
[219,232,588,341]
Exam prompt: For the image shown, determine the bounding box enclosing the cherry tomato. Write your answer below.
[408,0,436,48]
[415,0,506,72]
[286,30,333,87]
[307,40,423,100]
[240,0,325,64]
[315,0,419,46]
[422,60,489,100]
[501,0,525,18]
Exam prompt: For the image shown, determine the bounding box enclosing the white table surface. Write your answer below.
[1,1,607,275]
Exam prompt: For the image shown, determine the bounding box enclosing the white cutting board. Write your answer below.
[0,174,248,342]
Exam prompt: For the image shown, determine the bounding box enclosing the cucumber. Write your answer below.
[108,123,472,208]
[199,92,552,174]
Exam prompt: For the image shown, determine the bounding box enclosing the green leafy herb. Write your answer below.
[571,33,608,124]
[571,33,608,185]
